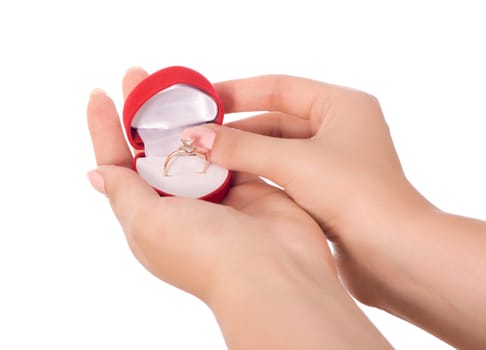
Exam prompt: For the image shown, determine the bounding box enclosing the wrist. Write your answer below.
[340,175,435,241]
[206,250,338,308]
[206,254,332,348]
[333,177,437,306]
[349,207,486,348]
[206,253,390,349]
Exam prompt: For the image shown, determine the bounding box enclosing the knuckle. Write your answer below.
[268,74,286,109]
[360,93,382,112]
[342,89,383,122]
[352,89,381,107]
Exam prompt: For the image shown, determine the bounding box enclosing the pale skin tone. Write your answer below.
[87,68,390,350]
[88,67,486,349]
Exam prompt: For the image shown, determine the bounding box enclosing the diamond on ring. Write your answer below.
[163,138,209,176]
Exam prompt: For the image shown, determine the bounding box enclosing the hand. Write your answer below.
[183,75,429,304]
[184,75,486,348]
[87,67,334,302]
[87,68,390,349]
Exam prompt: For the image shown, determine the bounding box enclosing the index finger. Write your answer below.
[214,75,338,120]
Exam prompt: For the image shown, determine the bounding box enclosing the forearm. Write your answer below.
[207,259,391,350]
[385,211,486,348]
[344,186,486,348]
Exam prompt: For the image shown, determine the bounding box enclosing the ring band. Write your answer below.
[163,138,209,176]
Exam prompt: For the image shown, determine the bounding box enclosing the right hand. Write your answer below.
[185,75,486,348]
[183,75,434,306]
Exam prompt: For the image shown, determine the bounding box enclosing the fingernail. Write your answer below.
[181,125,216,151]
[126,66,144,73]
[87,169,106,195]
[90,88,106,98]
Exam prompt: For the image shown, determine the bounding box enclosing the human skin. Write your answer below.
[182,75,486,349]
[86,68,391,349]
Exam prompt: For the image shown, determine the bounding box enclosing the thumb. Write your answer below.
[182,124,300,186]
[87,165,160,228]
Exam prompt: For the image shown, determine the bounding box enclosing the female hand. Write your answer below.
[87,68,390,349]
[183,75,486,348]
[183,75,425,302]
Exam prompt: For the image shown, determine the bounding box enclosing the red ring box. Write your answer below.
[123,66,231,202]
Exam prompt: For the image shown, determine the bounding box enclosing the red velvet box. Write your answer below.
[123,66,231,202]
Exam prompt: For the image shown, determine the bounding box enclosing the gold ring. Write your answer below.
[163,138,209,176]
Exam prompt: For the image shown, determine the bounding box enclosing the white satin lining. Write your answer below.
[132,84,218,157]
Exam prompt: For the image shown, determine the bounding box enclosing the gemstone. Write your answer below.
[180,138,195,152]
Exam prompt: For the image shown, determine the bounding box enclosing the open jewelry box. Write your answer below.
[123,66,231,202]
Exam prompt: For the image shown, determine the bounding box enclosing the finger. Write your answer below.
[182,124,305,186]
[123,66,149,100]
[95,165,161,230]
[222,172,280,210]
[93,165,170,271]
[214,75,338,121]
[87,90,133,167]
[226,112,314,138]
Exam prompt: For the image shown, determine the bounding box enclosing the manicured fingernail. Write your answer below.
[87,170,106,195]
[90,88,106,98]
[182,125,216,151]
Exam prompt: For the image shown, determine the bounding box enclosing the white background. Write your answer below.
[0,1,484,349]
